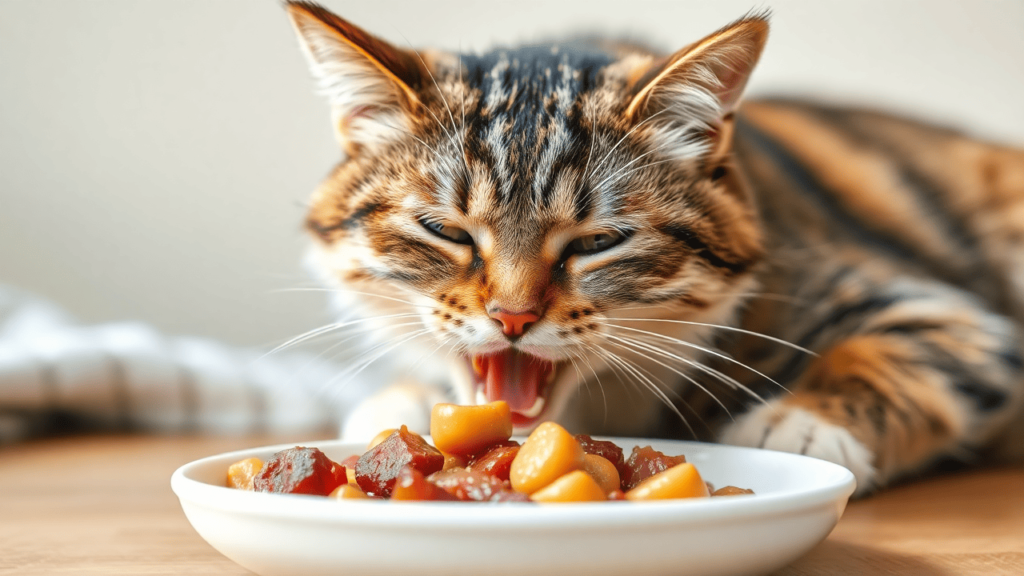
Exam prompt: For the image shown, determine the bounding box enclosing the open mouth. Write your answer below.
[468,350,558,427]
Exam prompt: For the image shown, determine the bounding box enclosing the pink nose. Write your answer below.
[489,308,540,337]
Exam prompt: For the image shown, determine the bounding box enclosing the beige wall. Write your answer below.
[1,0,1022,346]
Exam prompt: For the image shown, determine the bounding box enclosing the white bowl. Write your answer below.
[172,438,855,576]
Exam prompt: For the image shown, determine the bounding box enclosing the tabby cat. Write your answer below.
[284,1,1024,495]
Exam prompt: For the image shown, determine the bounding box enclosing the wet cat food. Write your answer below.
[227,401,753,503]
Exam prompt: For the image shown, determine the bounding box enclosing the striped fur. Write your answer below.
[285,2,1024,495]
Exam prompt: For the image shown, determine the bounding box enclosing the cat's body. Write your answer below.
[285,2,1024,495]
[681,102,1024,486]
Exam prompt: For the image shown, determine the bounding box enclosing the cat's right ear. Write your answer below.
[625,14,768,165]
[285,1,427,155]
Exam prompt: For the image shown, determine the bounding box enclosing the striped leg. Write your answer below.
[721,278,1024,496]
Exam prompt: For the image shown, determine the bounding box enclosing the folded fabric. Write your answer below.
[0,285,375,444]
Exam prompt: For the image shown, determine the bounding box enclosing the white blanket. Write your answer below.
[0,285,374,443]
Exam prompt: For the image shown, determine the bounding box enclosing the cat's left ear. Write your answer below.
[626,14,768,163]
[286,1,428,155]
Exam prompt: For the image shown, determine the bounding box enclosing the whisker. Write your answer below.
[573,344,602,416]
[320,327,434,395]
[573,346,610,424]
[586,108,669,181]
[457,48,470,175]
[581,342,639,403]
[590,138,681,193]
[602,333,733,419]
[389,32,455,145]
[280,319,427,385]
[384,281,436,303]
[404,333,456,378]
[260,313,421,360]
[624,332,743,391]
[606,323,792,395]
[573,101,598,199]
[270,287,429,309]
[602,303,680,314]
[611,350,718,438]
[406,43,471,179]
[565,351,592,404]
[609,331,777,418]
[597,344,698,438]
[601,157,680,190]
[605,317,817,357]
[375,118,448,163]
[415,48,458,142]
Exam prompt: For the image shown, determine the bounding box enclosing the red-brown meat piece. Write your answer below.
[391,466,458,501]
[575,434,628,480]
[355,426,444,497]
[622,445,687,491]
[253,446,347,496]
[429,468,510,502]
[467,441,520,482]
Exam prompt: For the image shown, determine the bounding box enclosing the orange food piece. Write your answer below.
[441,451,468,471]
[226,457,264,491]
[575,434,628,481]
[510,422,585,494]
[530,471,607,503]
[625,462,710,501]
[712,485,755,497]
[582,454,621,494]
[430,402,513,456]
[329,483,369,499]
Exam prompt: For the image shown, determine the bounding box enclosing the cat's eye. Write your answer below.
[420,219,473,245]
[562,231,629,259]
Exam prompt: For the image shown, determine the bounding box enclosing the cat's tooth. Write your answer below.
[472,356,485,376]
[546,368,557,385]
[476,388,488,406]
[519,396,546,418]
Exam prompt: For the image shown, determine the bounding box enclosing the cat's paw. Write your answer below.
[341,381,450,441]
[719,401,878,496]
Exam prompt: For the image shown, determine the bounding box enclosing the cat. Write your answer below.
[283,1,1024,496]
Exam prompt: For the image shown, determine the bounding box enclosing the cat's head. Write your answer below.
[286,1,768,429]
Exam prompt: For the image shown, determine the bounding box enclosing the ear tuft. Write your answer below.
[285,1,426,153]
[626,14,769,158]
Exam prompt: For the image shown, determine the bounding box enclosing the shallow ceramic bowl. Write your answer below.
[171,438,855,576]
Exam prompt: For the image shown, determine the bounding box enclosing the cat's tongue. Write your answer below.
[477,350,552,419]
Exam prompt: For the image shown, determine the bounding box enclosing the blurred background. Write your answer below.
[2,0,1023,348]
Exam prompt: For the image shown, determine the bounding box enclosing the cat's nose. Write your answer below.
[488,307,540,338]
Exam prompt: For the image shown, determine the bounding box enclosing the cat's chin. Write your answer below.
[464,349,562,428]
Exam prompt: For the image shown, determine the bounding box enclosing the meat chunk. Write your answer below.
[354,426,444,497]
[253,447,347,496]
[622,445,686,491]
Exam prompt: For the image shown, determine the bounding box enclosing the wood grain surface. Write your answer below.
[1,434,1021,575]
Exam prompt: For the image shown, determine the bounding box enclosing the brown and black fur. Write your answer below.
[285,2,1024,495]
[717,103,1024,473]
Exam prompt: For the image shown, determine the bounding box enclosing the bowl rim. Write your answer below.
[171,437,856,530]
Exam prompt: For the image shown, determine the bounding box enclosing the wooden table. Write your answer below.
[1,435,1022,575]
